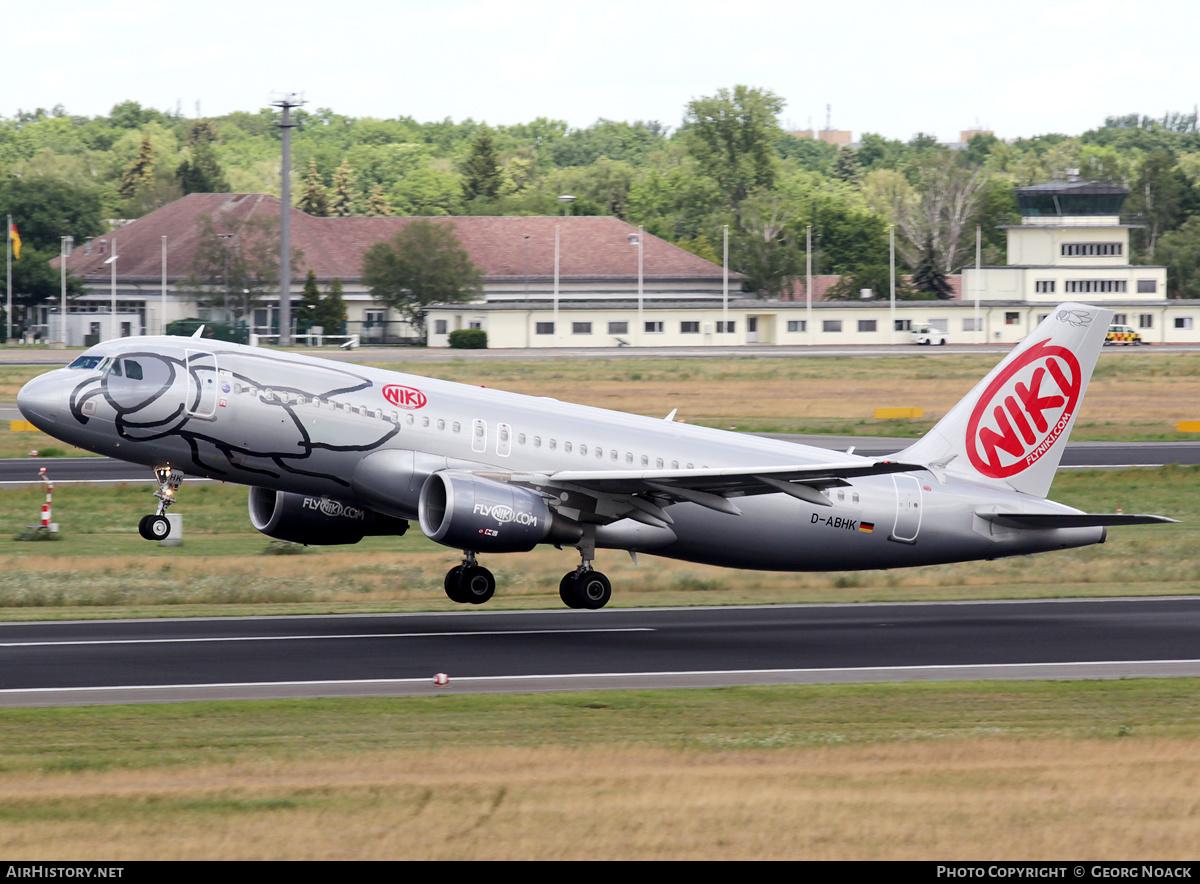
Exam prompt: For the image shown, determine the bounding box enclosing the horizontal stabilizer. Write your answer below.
[977,513,1178,530]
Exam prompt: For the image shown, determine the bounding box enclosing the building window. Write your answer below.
[894,319,911,332]
[680,321,700,334]
[1112,313,1127,325]
[1062,243,1123,257]
[1175,317,1194,330]
[822,320,842,333]
[1064,280,1127,294]
[572,322,592,335]
[716,320,736,333]
[1138,279,1157,294]
[1139,314,1154,329]
[434,320,448,335]
[963,318,981,332]
[1005,312,1020,325]
[645,321,663,333]
[608,321,628,335]
[364,309,386,325]
[535,322,555,335]
[857,319,877,333]
[1035,280,1055,293]
[787,320,806,332]
[468,320,483,330]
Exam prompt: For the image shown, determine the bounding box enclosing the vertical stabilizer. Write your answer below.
[896,303,1112,498]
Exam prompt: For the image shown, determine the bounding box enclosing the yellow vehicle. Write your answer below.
[1105,324,1143,346]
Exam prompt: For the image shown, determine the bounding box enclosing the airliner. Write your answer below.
[16,302,1171,609]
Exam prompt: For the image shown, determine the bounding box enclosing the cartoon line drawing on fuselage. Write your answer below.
[64,348,400,486]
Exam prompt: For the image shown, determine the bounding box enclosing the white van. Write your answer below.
[910,322,948,346]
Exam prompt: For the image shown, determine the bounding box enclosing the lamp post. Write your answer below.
[60,235,73,345]
[557,194,575,216]
[103,239,119,341]
[628,229,643,347]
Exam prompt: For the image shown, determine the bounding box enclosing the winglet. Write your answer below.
[896,303,1112,498]
[191,325,206,338]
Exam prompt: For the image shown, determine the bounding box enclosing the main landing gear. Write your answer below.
[441,530,613,609]
[443,552,496,605]
[138,466,183,541]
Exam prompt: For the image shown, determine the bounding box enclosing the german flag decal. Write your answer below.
[859,521,875,533]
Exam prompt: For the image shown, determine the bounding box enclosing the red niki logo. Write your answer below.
[965,339,1082,479]
[381,384,427,409]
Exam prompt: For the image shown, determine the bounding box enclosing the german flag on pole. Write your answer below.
[8,221,19,260]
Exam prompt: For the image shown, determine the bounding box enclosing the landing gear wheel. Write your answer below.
[458,565,496,605]
[560,572,581,608]
[564,570,611,610]
[444,564,495,604]
[139,514,170,540]
[444,565,466,603]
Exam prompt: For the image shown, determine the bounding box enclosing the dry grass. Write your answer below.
[1,740,1198,859]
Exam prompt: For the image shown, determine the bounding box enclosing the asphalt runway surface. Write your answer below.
[1,598,1198,706]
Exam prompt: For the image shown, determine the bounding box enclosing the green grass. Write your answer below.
[1,680,1198,774]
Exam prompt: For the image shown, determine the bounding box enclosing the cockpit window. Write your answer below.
[96,357,122,377]
[68,355,103,370]
[123,360,143,381]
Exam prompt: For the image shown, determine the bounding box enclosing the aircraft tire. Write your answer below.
[444,565,467,603]
[141,515,170,540]
[559,572,581,608]
[459,565,496,605]
[567,570,611,610]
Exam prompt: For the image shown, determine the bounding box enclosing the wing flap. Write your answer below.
[509,459,923,521]
[977,513,1178,529]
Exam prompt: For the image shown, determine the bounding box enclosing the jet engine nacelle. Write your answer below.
[418,471,581,553]
[248,487,409,545]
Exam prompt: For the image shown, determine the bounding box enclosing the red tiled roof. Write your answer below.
[59,194,730,285]
[785,274,964,301]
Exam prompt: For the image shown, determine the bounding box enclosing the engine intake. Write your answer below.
[248,487,408,545]
[418,471,580,552]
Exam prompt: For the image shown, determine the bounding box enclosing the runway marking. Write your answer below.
[0,627,654,648]
[3,659,1200,700]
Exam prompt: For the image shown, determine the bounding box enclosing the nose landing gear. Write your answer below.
[138,466,184,541]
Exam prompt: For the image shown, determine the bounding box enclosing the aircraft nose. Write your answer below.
[17,371,69,431]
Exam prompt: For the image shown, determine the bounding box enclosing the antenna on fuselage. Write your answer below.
[191,326,205,338]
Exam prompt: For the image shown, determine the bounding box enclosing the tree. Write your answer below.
[823,265,919,301]
[460,127,505,205]
[295,270,323,334]
[684,86,785,212]
[318,277,347,333]
[0,177,105,322]
[1149,216,1200,298]
[363,182,392,216]
[118,135,154,198]
[330,159,360,217]
[909,248,955,299]
[895,153,986,273]
[298,159,331,216]
[731,193,803,299]
[361,220,482,334]
[180,213,300,325]
[176,119,229,194]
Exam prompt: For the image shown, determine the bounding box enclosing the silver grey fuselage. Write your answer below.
[17,336,1104,570]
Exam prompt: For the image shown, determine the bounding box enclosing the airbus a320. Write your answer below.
[17,302,1171,609]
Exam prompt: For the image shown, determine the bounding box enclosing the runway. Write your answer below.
[2,597,1198,705]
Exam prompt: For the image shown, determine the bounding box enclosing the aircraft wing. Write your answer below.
[502,460,924,525]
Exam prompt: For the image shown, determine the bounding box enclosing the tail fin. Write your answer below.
[896,303,1112,498]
